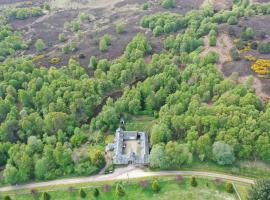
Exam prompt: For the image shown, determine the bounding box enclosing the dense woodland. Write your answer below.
[0,0,270,185]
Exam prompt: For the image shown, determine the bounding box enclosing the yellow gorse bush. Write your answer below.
[251,59,270,75]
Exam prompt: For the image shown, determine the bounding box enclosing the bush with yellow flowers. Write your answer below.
[245,55,256,61]
[251,59,270,75]
[239,42,251,54]
[49,57,61,64]
[33,54,44,62]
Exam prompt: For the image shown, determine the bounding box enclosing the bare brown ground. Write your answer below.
[213,0,233,11]
[200,33,234,71]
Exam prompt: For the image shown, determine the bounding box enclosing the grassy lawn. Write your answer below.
[125,115,156,133]
[178,159,270,179]
[2,177,239,200]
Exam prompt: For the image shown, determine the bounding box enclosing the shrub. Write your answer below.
[251,41,258,50]
[235,39,245,50]
[142,3,150,10]
[79,53,85,59]
[103,34,112,45]
[151,179,160,192]
[116,23,126,34]
[162,0,176,9]
[43,3,50,11]
[227,16,238,25]
[79,188,86,198]
[71,20,81,32]
[35,39,46,52]
[230,47,240,61]
[62,45,70,54]
[190,176,198,187]
[58,33,65,42]
[258,42,270,54]
[70,42,78,52]
[241,27,254,40]
[93,188,99,197]
[225,182,234,193]
[79,13,89,22]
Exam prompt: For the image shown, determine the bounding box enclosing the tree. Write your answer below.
[149,143,167,169]
[93,188,99,197]
[212,141,235,165]
[248,179,270,200]
[0,142,11,165]
[79,188,86,198]
[209,35,217,46]
[230,47,240,61]
[225,182,234,193]
[196,134,212,161]
[150,123,172,144]
[115,182,125,196]
[3,164,19,184]
[90,149,105,168]
[35,39,46,51]
[165,142,193,167]
[190,176,197,187]
[99,39,108,52]
[116,23,126,34]
[41,192,51,200]
[89,56,98,69]
[162,0,175,9]
[151,179,160,192]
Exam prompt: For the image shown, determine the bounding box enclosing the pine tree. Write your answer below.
[79,188,86,198]
[93,188,99,197]
[190,176,198,187]
[41,192,51,200]
[151,179,161,192]
[115,182,125,197]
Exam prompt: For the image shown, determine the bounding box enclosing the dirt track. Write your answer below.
[0,166,254,192]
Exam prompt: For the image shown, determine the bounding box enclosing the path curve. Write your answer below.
[0,166,254,192]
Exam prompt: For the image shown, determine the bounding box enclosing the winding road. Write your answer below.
[0,166,254,192]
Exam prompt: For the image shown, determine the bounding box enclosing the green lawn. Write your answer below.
[125,115,156,133]
[2,177,240,200]
[180,159,270,179]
